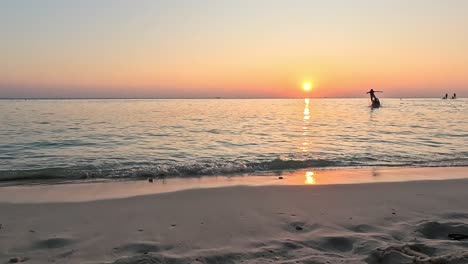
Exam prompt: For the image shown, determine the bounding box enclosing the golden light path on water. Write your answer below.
[301,98,311,153]
[301,99,317,186]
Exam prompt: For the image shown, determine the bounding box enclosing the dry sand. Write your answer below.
[1,168,468,264]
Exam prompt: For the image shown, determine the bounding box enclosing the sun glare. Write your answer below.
[303,82,312,92]
[305,171,316,185]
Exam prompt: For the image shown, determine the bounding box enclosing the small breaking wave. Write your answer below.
[1,157,467,183]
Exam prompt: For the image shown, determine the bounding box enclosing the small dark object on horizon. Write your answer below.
[148,178,153,183]
[278,176,284,180]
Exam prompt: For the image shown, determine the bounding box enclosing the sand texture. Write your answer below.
[1,178,468,263]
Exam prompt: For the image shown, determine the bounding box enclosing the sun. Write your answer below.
[303,82,312,92]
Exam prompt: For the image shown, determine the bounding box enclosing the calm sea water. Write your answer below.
[0,98,467,182]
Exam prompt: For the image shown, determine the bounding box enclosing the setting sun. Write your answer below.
[303,82,312,92]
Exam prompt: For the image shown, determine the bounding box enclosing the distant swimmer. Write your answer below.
[366,89,382,102]
[451,93,457,99]
[443,93,448,99]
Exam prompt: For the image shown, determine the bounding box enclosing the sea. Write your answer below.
[0,98,467,183]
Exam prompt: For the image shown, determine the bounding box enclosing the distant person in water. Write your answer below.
[452,93,457,99]
[367,89,382,102]
[443,93,448,99]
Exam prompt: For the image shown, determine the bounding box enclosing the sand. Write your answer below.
[1,168,468,264]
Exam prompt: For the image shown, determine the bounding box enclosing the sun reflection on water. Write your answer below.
[303,98,310,120]
[300,98,311,152]
[305,171,316,185]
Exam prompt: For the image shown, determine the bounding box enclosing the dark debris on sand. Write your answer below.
[8,257,29,263]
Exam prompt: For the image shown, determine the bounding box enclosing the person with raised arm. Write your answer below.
[366,89,383,102]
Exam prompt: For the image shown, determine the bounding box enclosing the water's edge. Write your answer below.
[0,166,467,203]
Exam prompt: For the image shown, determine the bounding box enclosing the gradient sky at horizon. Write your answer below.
[1,0,467,98]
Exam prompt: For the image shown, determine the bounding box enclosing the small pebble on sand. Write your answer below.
[8,257,22,263]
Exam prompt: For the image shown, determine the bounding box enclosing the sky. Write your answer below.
[1,0,467,98]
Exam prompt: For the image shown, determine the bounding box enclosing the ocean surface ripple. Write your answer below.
[1,98,467,182]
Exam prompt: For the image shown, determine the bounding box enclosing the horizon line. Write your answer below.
[0,96,464,100]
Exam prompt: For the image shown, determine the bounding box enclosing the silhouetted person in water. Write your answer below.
[443,93,448,99]
[367,89,382,102]
[452,93,457,99]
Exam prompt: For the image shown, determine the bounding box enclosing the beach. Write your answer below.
[1,167,468,264]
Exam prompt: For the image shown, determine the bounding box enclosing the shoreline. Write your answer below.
[0,166,467,203]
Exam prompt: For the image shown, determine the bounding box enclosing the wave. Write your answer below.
[1,157,468,183]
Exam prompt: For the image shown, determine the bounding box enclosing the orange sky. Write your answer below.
[1,1,467,98]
